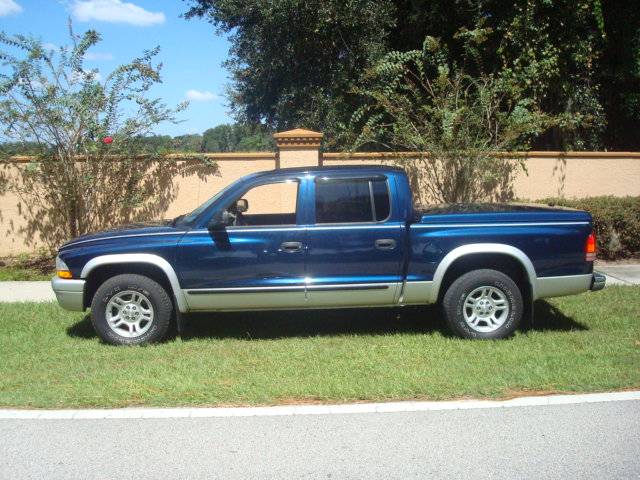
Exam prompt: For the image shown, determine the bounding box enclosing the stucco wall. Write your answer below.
[322,152,640,200]
[1,148,639,256]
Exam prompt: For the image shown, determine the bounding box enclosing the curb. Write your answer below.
[1,390,638,420]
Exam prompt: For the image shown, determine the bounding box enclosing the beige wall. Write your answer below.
[512,155,640,199]
[162,158,276,218]
[2,143,639,256]
[322,152,640,200]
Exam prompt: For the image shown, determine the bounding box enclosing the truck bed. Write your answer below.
[415,203,591,225]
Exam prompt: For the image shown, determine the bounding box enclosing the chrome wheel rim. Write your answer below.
[463,286,510,333]
[105,290,154,338]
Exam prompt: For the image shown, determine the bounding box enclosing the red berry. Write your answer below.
[102,136,113,144]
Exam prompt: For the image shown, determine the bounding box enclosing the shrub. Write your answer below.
[536,196,640,260]
[347,34,555,204]
[0,24,217,252]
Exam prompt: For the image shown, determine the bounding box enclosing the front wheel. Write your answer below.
[441,269,523,339]
[90,274,173,345]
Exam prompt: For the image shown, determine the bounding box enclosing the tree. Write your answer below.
[184,0,394,143]
[201,124,273,152]
[185,0,624,149]
[349,36,552,204]
[0,23,216,251]
[599,0,640,148]
[172,133,204,152]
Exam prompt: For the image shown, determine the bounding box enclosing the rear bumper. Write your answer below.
[535,272,606,299]
[590,272,606,291]
[51,277,86,311]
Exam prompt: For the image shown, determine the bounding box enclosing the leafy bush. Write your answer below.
[537,196,640,260]
[347,34,554,204]
[0,24,217,252]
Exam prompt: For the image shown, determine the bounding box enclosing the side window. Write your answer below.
[229,180,299,227]
[315,178,391,224]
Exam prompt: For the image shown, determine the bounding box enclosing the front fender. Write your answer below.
[81,253,188,313]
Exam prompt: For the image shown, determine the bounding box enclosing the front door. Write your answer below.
[304,175,405,307]
[178,178,307,310]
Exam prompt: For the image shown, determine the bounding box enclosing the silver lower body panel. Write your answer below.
[51,277,85,311]
[535,274,593,299]
[183,283,400,311]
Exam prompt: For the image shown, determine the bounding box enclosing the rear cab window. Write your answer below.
[315,177,391,224]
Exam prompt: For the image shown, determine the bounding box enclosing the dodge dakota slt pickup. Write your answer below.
[52,165,605,345]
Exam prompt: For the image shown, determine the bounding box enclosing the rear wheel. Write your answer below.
[90,274,173,345]
[441,269,523,339]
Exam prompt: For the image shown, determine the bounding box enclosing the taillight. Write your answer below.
[585,232,596,262]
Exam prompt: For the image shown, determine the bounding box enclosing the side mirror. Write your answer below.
[207,212,226,231]
[235,198,248,213]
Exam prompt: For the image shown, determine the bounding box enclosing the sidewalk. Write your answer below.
[0,281,55,302]
[596,264,640,286]
[0,266,638,303]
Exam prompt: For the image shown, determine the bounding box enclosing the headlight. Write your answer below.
[55,256,72,279]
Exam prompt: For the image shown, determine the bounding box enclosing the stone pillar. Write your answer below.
[273,128,323,168]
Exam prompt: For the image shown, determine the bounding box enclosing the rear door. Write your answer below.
[304,174,405,307]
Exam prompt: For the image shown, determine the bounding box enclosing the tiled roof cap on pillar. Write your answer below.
[273,128,323,168]
[273,128,323,150]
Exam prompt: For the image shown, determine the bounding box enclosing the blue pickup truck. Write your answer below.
[52,165,605,345]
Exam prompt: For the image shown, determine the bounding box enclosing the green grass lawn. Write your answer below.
[0,266,51,281]
[0,255,54,281]
[0,286,638,409]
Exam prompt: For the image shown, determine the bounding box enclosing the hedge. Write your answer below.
[535,196,640,260]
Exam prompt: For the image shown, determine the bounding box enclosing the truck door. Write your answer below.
[178,177,307,310]
[304,174,405,307]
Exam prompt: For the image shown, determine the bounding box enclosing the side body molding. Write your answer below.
[80,254,188,313]
[428,243,538,303]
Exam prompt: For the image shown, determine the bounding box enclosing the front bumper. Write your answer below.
[51,276,86,311]
[590,272,606,291]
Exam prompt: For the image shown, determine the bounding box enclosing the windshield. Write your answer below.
[175,177,245,226]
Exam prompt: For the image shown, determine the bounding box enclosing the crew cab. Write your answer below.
[52,166,605,345]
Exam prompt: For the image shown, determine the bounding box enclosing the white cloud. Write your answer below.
[84,51,114,61]
[185,89,218,102]
[71,0,165,26]
[0,0,22,17]
[43,43,57,52]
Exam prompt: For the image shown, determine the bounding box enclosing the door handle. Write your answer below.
[280,241,304,253]
[375,239,396,250]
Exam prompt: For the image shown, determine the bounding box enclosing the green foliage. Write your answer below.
[185,0,637,149]
[172,134,203,152]
[537,196,640,260]
[185,0,394,143]
[2,126,274,155]
[201,123,273,152]
[348,36,552,203]
[0,23,217,251]
[598,1,640,148]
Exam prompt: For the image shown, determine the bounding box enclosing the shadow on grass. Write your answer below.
[67,300,587,341]
[531,300,588,332]
[67,314,95,339]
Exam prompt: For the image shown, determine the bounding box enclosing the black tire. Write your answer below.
[441,269,523,339]
[90,274,173,345]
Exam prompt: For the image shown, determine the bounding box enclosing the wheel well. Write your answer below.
[83,263,174,309]
[437,253,532,303]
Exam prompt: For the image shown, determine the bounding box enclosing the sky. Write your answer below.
[0,0,234,136]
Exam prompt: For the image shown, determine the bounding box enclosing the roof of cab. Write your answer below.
[250,165,406,178]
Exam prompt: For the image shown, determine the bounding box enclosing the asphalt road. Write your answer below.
[1,400,638,479]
